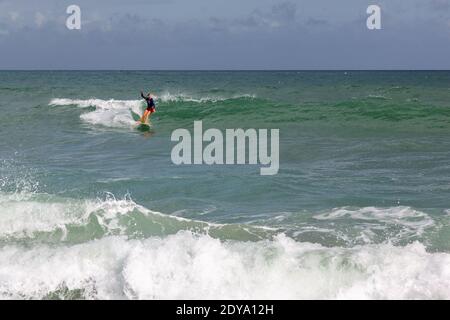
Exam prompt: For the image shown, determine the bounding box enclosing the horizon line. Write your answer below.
[1,69,450,72]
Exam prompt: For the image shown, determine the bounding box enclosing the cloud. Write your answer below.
[9,11,19,22]
[0,0,449,69]
[271,1,297,23]
[227,1,299,32]
[35,12,46,28]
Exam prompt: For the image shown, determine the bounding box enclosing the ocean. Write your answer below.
[1,70,450,299]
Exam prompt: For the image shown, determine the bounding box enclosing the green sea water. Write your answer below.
[1,71,450,299]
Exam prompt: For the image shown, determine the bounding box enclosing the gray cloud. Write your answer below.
[233,2,298,30]
[271,1,297,22]
[0,0,449,69]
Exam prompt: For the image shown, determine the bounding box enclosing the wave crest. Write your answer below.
[0,192,271,243]
[49,94,258,128]
[1,233,450,299]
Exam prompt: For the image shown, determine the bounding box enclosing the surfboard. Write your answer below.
[131,110,151,131]
[137,123,151,131]
[130,110,141,122]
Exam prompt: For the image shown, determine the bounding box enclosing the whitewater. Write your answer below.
[0,190,449,300]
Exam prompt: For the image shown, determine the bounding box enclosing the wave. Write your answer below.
[1,233,450,299]
[157,92,256,103]
[0,191,449,299]
[50,94,257,107]
[49,98,141,110]
[0,190,442,247]
[49,94,257,129]
[0,192,272,243]
[49,98,143,128]
[313,206,435,244]
[255,206,440,247]
[367,94,390,100]
[314,206,434,230]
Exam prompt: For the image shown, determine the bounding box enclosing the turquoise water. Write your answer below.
[1,71,450,299]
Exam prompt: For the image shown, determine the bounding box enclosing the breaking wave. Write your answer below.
[1,232,450,299]
[0,191,449,299]
[49,94,258,128]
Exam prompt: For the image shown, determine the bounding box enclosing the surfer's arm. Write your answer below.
[140,91,146,99]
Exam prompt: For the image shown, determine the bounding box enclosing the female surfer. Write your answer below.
[140,91,156,123]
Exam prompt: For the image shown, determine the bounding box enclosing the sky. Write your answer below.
[0,0,449,69]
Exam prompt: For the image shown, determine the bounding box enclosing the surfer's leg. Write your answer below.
[147,108,155,121]
[144,108,155,122]
[140,110,150,123]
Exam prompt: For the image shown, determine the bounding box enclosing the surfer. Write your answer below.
[140,91,156,123]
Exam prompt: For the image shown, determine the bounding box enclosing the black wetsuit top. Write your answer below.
[141,93,156,110]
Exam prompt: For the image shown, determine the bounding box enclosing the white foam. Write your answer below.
[0,233,449,299]
[50,98,141,110]
[50,98,143,128]
[1,190,448,299]
[0,197,79,238]
[314,206,435,238]
[0,192,221,240]
[0,193,148,238]
[367,94,390,100]
[158,92,256,103]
